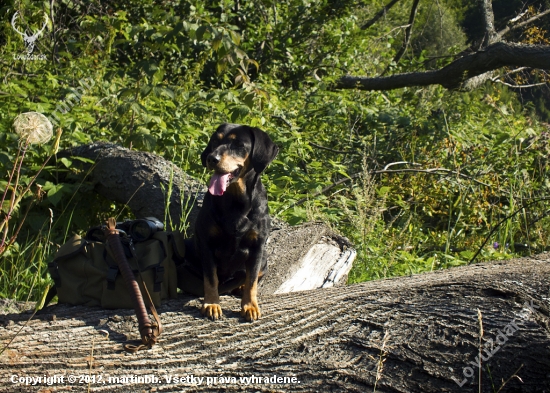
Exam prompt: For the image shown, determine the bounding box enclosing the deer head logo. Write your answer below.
[11,11,49,55]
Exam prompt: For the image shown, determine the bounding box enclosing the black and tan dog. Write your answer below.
[195,123,279,321]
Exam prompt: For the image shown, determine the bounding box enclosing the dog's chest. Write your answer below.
[212,226,257,256]
[211,230,256,277]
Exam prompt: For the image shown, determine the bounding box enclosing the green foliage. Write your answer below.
[411,2,467,58]
[1,0,550,301]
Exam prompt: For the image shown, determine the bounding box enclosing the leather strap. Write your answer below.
[104,218,162,352]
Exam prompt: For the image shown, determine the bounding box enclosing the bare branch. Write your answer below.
[374,167,491,187]
[509,10,528,24]
[361,0,403,30]
[497,8,550,39]
[376,24,411,41]
[335,42,550,91]
[383,161,421,170]
[286,164,490,210]
[271,115,293,128]
[492,79,547,89]
[385,0,421,72]
[287,173,361,210]
[502,66,529,76]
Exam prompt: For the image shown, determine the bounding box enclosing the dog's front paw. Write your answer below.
[240,302,261,322]
[201,303,223,320]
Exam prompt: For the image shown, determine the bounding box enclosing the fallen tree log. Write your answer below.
[61,142,205,235]
[261,221,355,294]
[1,255,549,392]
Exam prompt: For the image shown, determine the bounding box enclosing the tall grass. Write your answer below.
[0,114,62,302]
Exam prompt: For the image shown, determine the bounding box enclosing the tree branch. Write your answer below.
[480,0,498,46]
[374,167,490,187]
[286,164,490,210]
[361,0,403,30]
[308,142,359,155]
[492,79,547,89]
[497,8,550,39]
[385,0,421,72]
[335,42,550,91]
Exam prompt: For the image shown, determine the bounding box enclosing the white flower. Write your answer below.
[13,112,53,144]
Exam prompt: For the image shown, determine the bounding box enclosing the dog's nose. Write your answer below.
[207,154,221,166]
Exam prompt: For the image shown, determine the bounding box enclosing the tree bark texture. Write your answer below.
[62,142,205,234]
[479,0,498,46]
[1,255,549,392]
[336,42,550,91]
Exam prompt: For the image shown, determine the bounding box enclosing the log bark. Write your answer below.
[61,142,205,235]
[1,255,549,392]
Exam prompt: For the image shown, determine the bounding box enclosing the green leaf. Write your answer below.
[47,184,66,206]
[196,25,209,41]
[59,157,72,168]
[229,105,250,122]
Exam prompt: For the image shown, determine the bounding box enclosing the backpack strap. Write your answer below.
[123,274,163,353]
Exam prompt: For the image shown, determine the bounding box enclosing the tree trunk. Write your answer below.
[1,255,549,392]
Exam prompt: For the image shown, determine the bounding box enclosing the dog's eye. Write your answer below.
[234,142,246,149]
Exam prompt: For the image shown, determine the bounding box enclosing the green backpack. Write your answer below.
[47,218,248,310]
[48,230,184,309]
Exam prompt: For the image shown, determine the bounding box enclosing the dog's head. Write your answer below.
[201,124,279,196]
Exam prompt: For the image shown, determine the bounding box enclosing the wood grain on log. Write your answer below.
[261,221,354,295]
[1,255,549,392]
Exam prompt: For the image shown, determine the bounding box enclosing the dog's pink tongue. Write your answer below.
[208,173,231,196]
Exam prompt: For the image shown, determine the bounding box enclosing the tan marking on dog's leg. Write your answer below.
[240,271,260,322]
[245,229,258,242]
[201,269,222,320]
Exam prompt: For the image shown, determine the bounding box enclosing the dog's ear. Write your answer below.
[200,138,213,167]
[250,127,279,173]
